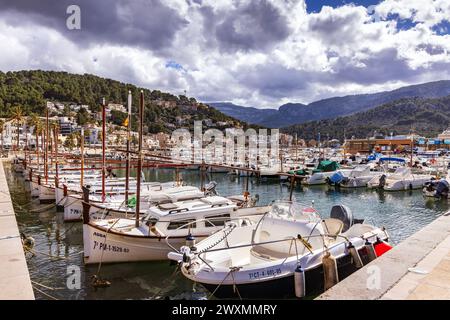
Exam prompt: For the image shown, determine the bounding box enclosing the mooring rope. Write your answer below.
[150,264,181,300]
[32,285,59,300]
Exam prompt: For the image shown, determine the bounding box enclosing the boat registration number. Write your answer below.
[248,268,282,280]
[70,209,80,215]
[93,240,130,253]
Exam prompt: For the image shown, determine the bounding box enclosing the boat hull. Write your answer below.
[83,223,206,264]
[198,254,358,299]
[38,184,55,203]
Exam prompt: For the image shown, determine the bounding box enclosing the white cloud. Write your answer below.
[0,0,449,108]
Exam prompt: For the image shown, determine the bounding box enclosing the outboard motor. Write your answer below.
[204,181,218,196]
[330,204,358,232]
[435,180,450,199]
[424,181,436,192]
[250,194,260,207]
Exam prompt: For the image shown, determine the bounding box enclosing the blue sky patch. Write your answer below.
[432,20,450,35]
[165,60,184,70]
[305,0,382,13]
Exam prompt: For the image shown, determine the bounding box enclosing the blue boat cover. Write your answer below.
[330,171,345,184]
[379,157,406,163]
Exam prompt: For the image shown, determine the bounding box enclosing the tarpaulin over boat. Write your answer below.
[288,169,308,175]
[314,161,339,173]
[329,171,345,184]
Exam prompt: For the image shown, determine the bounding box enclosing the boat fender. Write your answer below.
[323,252,339,291]
[294,265,306,298]
[364,239,377,262]
[186,233,196,250]
[347,242,363,269]
[373,238,393,257]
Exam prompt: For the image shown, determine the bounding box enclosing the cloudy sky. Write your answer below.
[0,0,449,108]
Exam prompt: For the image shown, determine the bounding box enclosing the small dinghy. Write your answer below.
[168,201,391,299]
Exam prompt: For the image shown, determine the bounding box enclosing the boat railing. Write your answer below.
[173,226,388,271]
[164,216,256,253]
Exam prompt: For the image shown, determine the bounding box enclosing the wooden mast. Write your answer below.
[101,98,106,203]
[125,91,132,204]
[54,125,59,186]
[135,90,144,228]
[80,127,84,188]
[44,107,49,184]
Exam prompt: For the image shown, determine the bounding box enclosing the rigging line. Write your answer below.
[96,218,120,277]
[208,269,233,300]
[32,285,59,300]
[150,264,181,300]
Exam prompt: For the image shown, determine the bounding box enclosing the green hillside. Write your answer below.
[282,96,450,141]
[0,70,249,133]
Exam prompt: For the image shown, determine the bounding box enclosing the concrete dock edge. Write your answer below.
[0,160,35,300]
[316,212,450,300]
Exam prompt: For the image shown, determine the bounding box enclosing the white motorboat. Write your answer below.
[83,196,271,264]
[62,181,184,222]
[368,167,433,191]
[168,202,391,298]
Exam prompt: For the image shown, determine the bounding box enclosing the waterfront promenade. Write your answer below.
[317,212,450,300]
[0,160,34,300]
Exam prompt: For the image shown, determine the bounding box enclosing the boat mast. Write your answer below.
[45,107,49,184]
[125,91,132,204]
[80,127,84,188]
[54,124,59,184]
[102,98,106,203]
[135,90,144,228]
[410,128,414,167]
[24,124,28,170]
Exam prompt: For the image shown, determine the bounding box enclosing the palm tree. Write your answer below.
[10,106,24,151]
[31,116,44,166]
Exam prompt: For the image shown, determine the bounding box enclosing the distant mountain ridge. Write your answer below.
[208,102,277,124]
[210,80,450,128]
[282,95,450,141]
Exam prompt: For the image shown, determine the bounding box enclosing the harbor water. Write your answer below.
[6,163,450,300]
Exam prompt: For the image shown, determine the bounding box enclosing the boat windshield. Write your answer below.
[270,200,321,222]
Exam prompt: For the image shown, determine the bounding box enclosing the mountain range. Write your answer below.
[282,95,450,141]
[210,80,450,128]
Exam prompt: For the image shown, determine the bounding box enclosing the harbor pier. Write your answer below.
[317,212,450,300]
[0,160,34,300]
